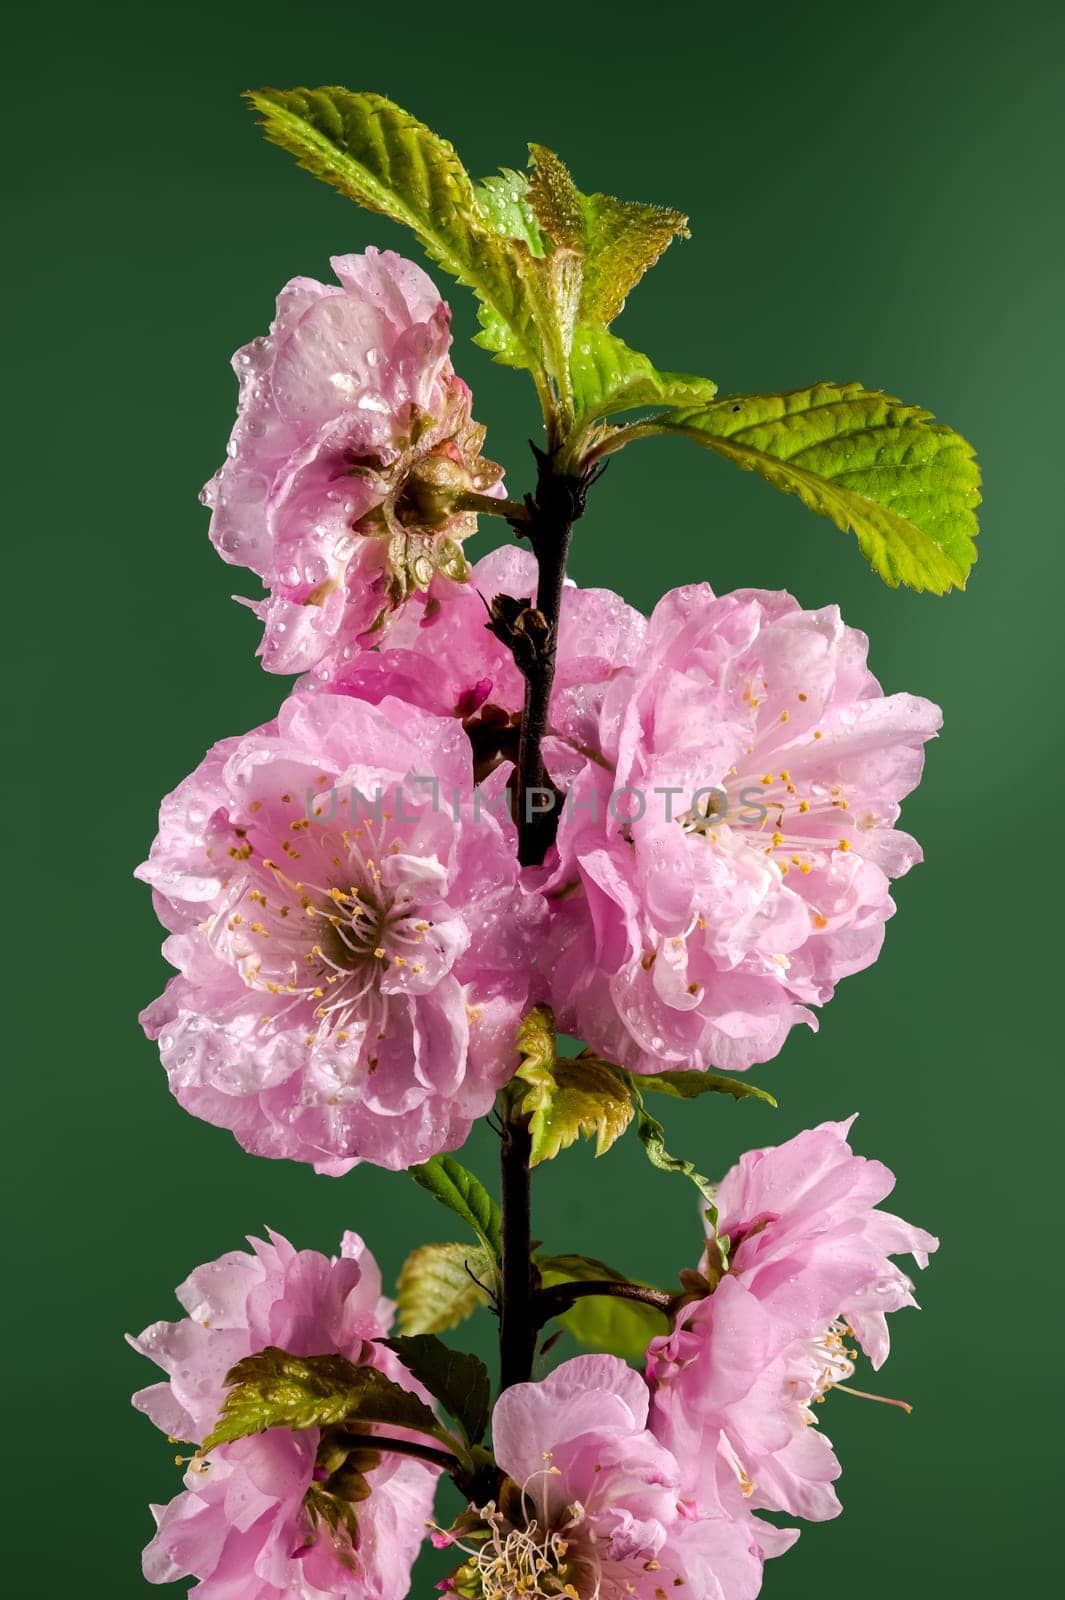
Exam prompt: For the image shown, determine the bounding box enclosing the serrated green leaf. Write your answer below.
[245,87,544,374]
[396,1242,493,1336]
[475,170,546,256]
[519,1057,634,1165]
[513,1008,634,1164]
[514,1004,556,1072]
[527,144,586,251]
[637,1069,776,1108]
[538,1254,669,1360]
[409,1155,503,1269]
[570,325,717,423]
[205,1348,438,1451]
[656,382,980,593]
[527,146,689,324]
[580,192,690,325]
[381,1334,491,1446]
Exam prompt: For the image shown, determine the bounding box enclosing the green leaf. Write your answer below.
[204,1348,438,1452]
[527,145,690,323]
[475,170,546,256]
[512,1007,634,1164]
[520,1057,634,1165]
[637,1069,777,1108]
[380,1335,491,1446]
[514,1004,556,1074]
[409,1155,503,1269]
[396,1242,493,1336]
[655,383,980,593]
[580,192,691,325]
[538,1254,669,1361]
[245,88,543,374]
[570,325,717,424]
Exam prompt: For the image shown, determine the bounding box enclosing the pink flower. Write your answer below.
[202,249,503,676]
[542,584,942,1074]
[137,689,539,1173]
[456,1354,780,1600]
[318,546,646,782]
[647,1118,938,1526]
[129,1229,437,1598]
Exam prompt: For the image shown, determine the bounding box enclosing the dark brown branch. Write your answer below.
[510,444,602,867]
[533,1279,676,1326]
[499,1115,536,1390]
[335,1430,460,1474]
[497,446,602,1392]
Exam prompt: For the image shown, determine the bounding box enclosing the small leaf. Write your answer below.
[381,1334,491,1446]
[527,144,586,251]
[579,191,690,325]
[570,325,716,424]
[245,88,544,375]
[514,1004,556,1073]
[527,146,689,323]
[409,1155,503,1269]
[637,1069,777,1108]
[513,1008,634,1165]
[475,170,546,256]
[538,1254,669,1361]
[655,383,980,593]
[397,1242,493,1336]
[205,1348,438,1452]
[521,1057,634,1165]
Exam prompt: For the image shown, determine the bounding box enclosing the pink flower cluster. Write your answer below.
[138,690,540,1173]
[133,249,942,1600]
[647,1118,937,1527]
[130,1230,438,1599]
[203,249,503,676]
[477,1354,782,1600]
[438,1119,933,1600]
[141,248,938,1172]
[140,548,937,1172]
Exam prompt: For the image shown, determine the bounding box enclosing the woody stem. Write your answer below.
[498,445,599,1393]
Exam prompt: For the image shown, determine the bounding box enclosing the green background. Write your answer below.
[6,1,1061,1593]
